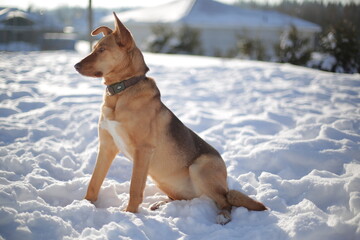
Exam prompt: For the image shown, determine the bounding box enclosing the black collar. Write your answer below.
[106,75,146,96]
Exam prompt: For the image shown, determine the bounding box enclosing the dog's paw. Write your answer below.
[216,210,231,225]
[124,205,138,213]
[84,196,97,204]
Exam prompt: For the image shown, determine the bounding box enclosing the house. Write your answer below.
[102,0,321,58]
[0,8,76,51]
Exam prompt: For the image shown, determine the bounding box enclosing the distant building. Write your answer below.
[102,0,321,58]
[0,8,76,51]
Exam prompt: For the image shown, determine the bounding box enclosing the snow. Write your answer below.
[0,51,359,240]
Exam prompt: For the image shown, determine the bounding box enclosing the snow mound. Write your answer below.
[0,51,359,239]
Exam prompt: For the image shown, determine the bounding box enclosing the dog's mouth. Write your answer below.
[74,63,103,78]
[94,71,103,77]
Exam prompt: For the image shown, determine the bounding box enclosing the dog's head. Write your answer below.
[75,13,148,83]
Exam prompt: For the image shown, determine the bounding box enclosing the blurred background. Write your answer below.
[0,0,359,73]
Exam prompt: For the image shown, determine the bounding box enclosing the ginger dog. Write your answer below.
[75,13,266,225]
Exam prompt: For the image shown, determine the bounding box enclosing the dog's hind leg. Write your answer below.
[189,155,232,225]
[85,128,119,203]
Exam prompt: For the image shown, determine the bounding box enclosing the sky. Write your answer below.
[0,0,356,10]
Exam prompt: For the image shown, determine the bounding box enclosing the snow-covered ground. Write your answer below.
[0,51,359,240]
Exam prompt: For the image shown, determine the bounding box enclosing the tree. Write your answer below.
[240,39,266,61]
[146,24,202,55]
[275,25,312,66]
[321,20,360,73]
[169,25,203,55]
[146,25,176,53]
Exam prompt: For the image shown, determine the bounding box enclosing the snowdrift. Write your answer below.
[0,51,359,240]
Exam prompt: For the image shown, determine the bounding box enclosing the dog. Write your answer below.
[74,12,266,225]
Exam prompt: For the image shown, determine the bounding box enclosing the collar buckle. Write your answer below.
[106,75,145,96]
[107,81,125,96]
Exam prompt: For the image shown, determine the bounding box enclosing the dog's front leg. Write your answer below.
[85,128,119,203]
[125,147,154,213]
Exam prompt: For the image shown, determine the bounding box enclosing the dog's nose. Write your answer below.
[74,63,81,71]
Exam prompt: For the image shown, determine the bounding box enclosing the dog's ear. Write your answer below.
[113,12,134,49]
[91,26,113,36]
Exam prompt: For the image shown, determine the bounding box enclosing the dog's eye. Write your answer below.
[98,47,105,53]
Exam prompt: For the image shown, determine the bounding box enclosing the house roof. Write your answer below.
[0,8,37,25]
[102,0,321,32]
[0,8,63,31]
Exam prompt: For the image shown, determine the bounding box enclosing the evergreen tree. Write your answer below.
[235,39,266,60]
[146,25,202,55]
[146,25,176,53]
[275,25,312,66]
[321,20,360,73]
[169,25,202,55]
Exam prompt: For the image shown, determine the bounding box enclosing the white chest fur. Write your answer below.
[100,118,132,159]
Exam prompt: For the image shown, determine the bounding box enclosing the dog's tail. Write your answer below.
[226,190,267,211]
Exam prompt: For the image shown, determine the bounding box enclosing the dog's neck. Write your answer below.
[105,75,146,96]
[102,47,149,94]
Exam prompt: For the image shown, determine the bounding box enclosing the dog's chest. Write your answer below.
[100,118,132,159]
